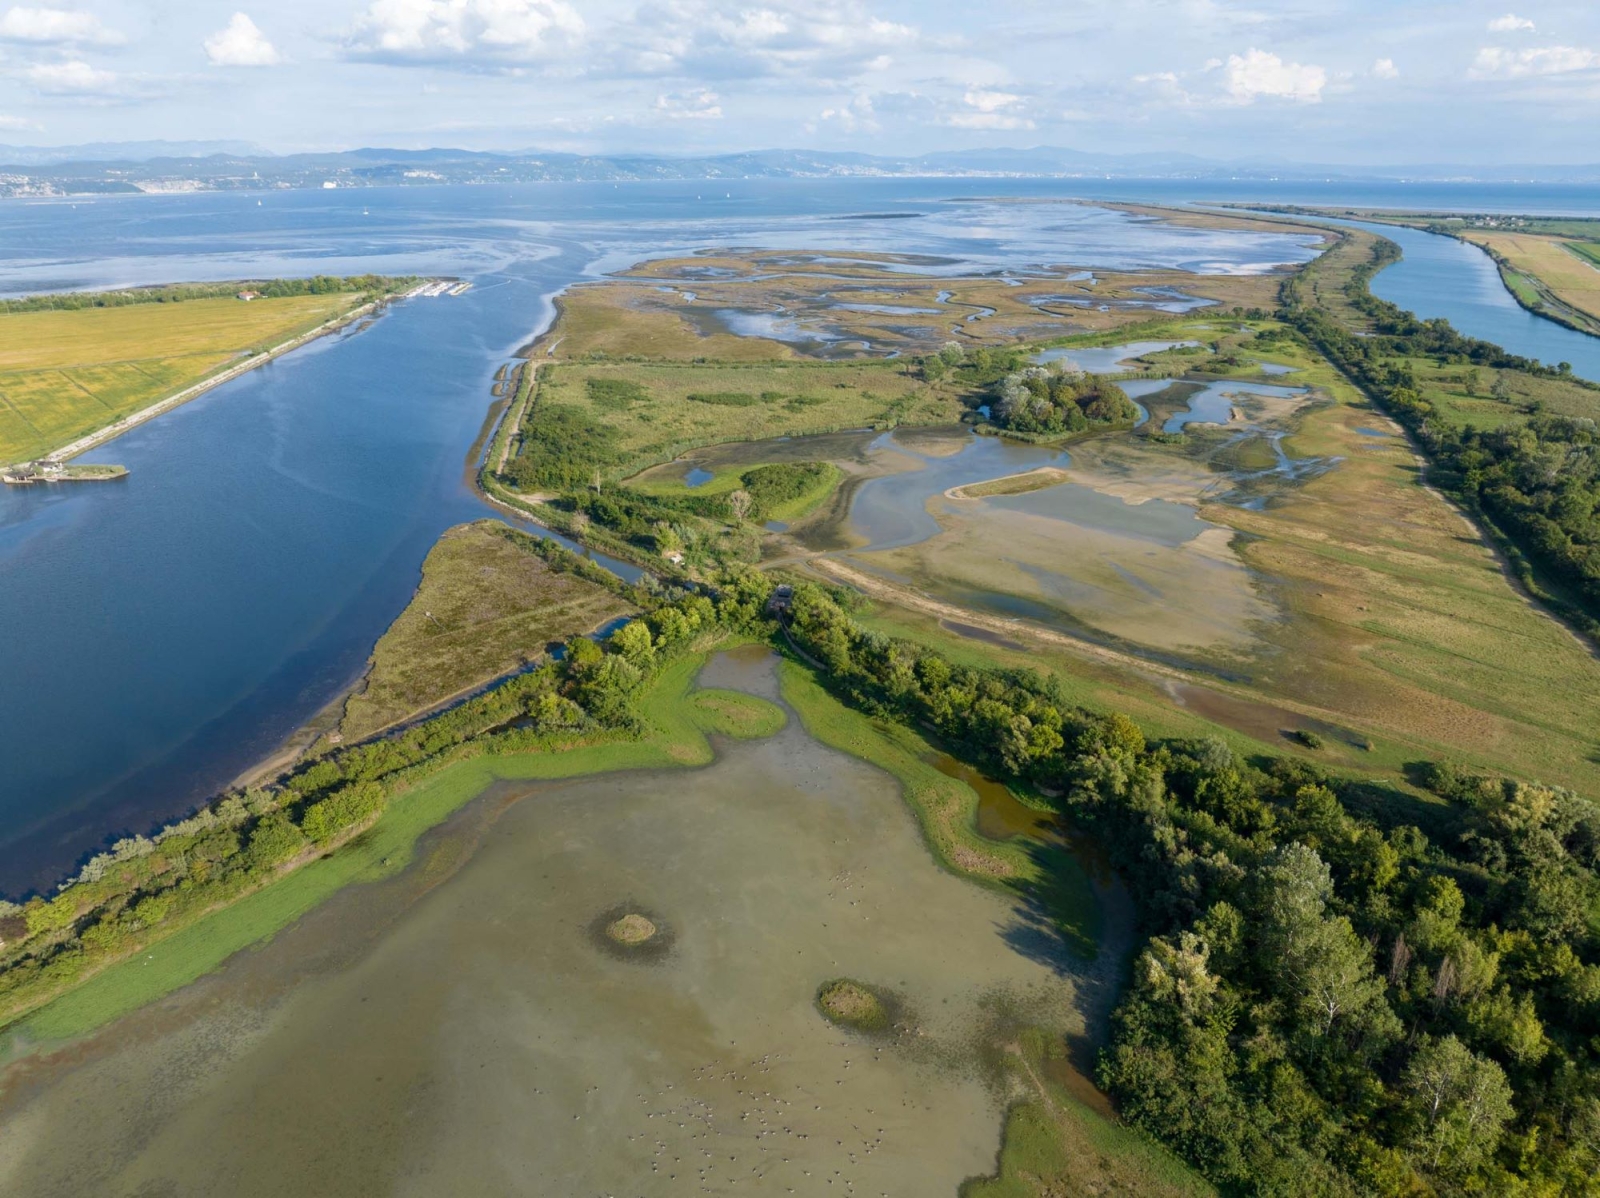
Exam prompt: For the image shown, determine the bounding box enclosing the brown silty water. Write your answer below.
[0,651,1094,1197]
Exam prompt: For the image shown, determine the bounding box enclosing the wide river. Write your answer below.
[0,178,1595,892]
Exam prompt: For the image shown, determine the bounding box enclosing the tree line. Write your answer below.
[0,275,412,314]
[4,545,1595,1192]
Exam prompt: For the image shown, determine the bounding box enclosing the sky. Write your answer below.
[0,1,1597,163]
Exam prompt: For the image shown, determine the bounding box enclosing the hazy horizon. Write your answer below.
[0,2,1597,165]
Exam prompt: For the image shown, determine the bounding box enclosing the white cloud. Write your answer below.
[1218,48,1326,103]
[622,1,919,82]
[654,87,722,119]
[1472,44,1600,78]
[0,112,40,130]
[815,92,877,132]
[1372,57,1398,79]
[0,5,121,45]
[962,88,1022,113]
[946,87,1032,129]
[343,0,584,65]
[205,13,281,67]
[25,58,117,94]
[1487,14,1535,33]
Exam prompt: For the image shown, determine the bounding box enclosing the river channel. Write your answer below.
[2,181,1595,894]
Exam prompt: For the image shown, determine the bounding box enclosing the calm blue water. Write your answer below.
[1345,220,1600,382]
[0,177,1596,893]
[1281,214,1600,381]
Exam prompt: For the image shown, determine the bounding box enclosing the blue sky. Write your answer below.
[0,1,1597,162]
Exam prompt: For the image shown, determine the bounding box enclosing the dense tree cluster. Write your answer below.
[989,365,1141,436]
[784,582,1600,1195]
[1284,237,1600,636]
[0,275,406,314]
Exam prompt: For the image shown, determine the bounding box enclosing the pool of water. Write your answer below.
[846,430,1068,553]
[1156,378,1310,433]
[1032,340,1201,373]
[683,466,715,487]
[990,481,1212,547]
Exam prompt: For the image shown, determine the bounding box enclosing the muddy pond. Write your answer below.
[0,651,1101,1198]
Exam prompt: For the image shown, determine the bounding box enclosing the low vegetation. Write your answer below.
[815,978,892,1032]
[334,522,636,743]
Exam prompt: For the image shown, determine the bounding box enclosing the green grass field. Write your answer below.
[529,358,957,480]
[627,458,844,521]
[0,292,366,462]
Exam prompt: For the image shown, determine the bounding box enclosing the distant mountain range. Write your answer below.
[2,143,1598,196]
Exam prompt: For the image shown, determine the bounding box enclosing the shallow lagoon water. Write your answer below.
[1156,378,1310,433]
[990,481,1212,547]
[0,651,1091,1197]
[1033,339,1200,373]
[846,430,1067,552]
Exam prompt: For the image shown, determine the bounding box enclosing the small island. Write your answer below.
[815,978,894,1034]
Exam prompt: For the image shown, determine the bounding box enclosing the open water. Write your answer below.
[0,178,1594,892]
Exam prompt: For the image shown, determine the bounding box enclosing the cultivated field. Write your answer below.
[0,292,365,462]
[1463,230,1600,323]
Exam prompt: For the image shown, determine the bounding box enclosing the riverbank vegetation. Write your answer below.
[4,539,1596,1192]
[0,568,779,1038]
[1244,205,1600,334]
[1283,229,1600,641]
[0,276,406,463]
[332,521,637,744]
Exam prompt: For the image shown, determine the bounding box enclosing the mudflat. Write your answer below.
[0,653,1089,1197]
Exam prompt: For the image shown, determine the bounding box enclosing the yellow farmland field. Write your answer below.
[0,293,363,463]
[1462,230,1600,323]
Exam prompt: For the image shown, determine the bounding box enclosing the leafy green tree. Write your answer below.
[610,619,655,667]
[1402,1035,1514,1175]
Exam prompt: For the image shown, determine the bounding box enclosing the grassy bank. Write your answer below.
[963,1034,1214,1198]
